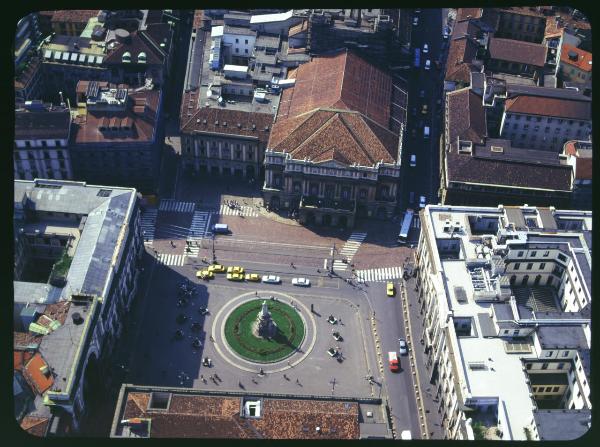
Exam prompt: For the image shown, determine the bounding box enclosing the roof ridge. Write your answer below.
[139,29,166,58]
[284,110,336,153]
[337,113,376,165]
[289,112,340,157]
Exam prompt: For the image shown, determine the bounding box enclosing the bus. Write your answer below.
[398,209,414,244]
[413,48,421,68]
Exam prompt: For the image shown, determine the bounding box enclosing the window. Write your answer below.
[526,116,532,121]
[544,126,550,132]
[545,387,553,393]
[530,251,537,257]
[542,363,549,370]
[527,263,533,270]
[517,251,524,257]
[235,38,239,43]
[245,49,248,54]
[514,263,520,270]
[532,386,538,392]
[543,251,549,257]
[513,330,519,336]
[513,123,518,130]
[504,329,510,335]
[557,362,565,369]
[526,363,532,370]
[245,39,248,44]
[545,351,553,357]
[548,118,553,123]
[557,253,567,262]
[540,263,546,269]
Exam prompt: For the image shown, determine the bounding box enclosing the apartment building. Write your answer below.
[564,140,592,210]
[498,88,591,151]
[69,80,163,193]
[13,179,143,435]
[263,50,407,227]
[486,37,546,79]
[50,10,100,36]
[558,44,592,94]
[495,7,547,43]
[414,204,591,440]
[14,101,73,181]
[440,86,574,208]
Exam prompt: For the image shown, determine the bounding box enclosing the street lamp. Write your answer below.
[211,234,216,263]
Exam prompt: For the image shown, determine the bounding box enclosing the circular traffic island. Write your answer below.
[224,299,305,363]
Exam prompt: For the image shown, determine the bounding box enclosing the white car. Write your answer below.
[423,43,429,54]
[292,277,310,287]
[410,154,416,167]
[412,16,418,26]
[262,275,281,284]
[425,59,431,70]
[419,196,427,208]
[399,338,408,355]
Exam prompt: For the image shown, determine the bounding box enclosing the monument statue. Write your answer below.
[252,300,278,338]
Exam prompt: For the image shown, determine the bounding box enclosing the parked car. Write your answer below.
[410,155,416,167]
[398,338,408,355]
[419,195,427,208]
[292,277,311,287]
[425,59,431,70]
[421,104,428,115]
[332,331,343,341]
[208,264,226,273]
[412,16,418,26]
[227,266,245,274]
[423,43,429,53]
[227,272,244,281]
[245,273,260,282]
[388,351,400,372]
[327,315,338,325]
[327,347,339,357]
[262,275,281,284]
[387,282,395,296]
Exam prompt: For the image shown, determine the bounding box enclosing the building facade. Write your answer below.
[14,101,73,181]
[13,179,143,434]
[495,7,547,43]
[414,204,591,440]
[558,44,592,95]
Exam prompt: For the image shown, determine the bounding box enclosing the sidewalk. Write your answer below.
[402,270,444,439]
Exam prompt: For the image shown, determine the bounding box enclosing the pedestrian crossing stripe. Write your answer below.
[140,209,158,245]
[333,232,367,271]
[157,253,186,266]
[355,266,403,282]
[218,204,259,217]
[186,211,212,257]
[159,199,196,213]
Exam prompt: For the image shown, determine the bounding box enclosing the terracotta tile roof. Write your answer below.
[277,50,393,130]
[575,157,592,180]
[446,88,487,146]
[15,104,71,141]
[73,88,160,144]
[51,10,99,24]
[14,332,43,349]
[488,37,546,67]
[445,36,480,84]
[20,416,50,437]
[270,109,397,166]
[43,301,71,325]
[22,353,54,395]
[505,95,591,121]
[456,8,483,21]
[104,23,170,66]
[121,391,359,439]
[560,44,592,72]
[180,105,274,144]
[498,6,545,18]
[446,149,573,191]
[452,19,481,39]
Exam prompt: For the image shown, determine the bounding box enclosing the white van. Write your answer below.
[212,223,230,234]
[424,126,430,138]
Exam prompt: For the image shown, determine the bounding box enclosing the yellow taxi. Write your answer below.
[227,266,245,274]
[196,269,214,280]
[387,282,395,297]
[227,272,244,281]
[245,273,260,282]
[208,264,226,273]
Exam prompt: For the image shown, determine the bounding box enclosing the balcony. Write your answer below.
[300,195,356,213]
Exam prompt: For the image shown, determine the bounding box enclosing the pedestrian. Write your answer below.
[287,360,291,367]
[296,378,300,384]
[255,290,258,296]
[210,335,215,342]
[283,373,288,380]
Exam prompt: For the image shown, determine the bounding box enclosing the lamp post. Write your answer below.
[211,234,216,263]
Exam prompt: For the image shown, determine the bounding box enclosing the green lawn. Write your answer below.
[224,299,305,363]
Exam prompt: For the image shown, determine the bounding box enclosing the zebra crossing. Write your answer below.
[218,204,260,217]
[355,266,403,283]
[156,253,187,266]
[140,209,158,245]
[187,211,212,257]
[159,199,196,213]
[333,232,368,271]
